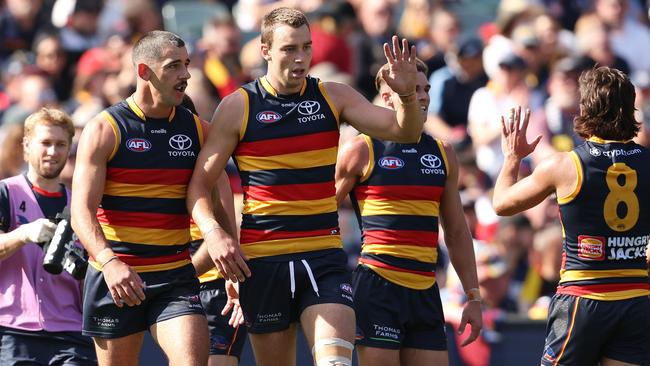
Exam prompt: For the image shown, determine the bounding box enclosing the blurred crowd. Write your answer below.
[2,0,650,363]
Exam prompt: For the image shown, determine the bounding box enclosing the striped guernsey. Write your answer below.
[233,76,342,259]
[95,96,204,272]
[350,133,448,289]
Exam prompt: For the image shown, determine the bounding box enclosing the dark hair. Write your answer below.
[261,7,309,48]
[375,58,428,92]
[574,66,639,140]
[132,30,185,65]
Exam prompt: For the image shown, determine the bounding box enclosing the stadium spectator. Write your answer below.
[427,36,487,145]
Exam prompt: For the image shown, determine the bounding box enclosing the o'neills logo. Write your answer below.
[256,111,282,123]
[577,235,605,260]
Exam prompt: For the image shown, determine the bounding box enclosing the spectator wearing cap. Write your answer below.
[467,49,544,180]
[426,36,488,145]
[529,56,586,163]
[53,0,104,67]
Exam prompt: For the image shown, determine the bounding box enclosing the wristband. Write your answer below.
[398,91,417,105]
[100,255,119,269]
[466,287,482,302]
[202,223,222,237]
[95,247,115,264]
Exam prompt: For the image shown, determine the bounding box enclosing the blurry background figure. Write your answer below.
[0,124,25,179]
[573,16,629,75]
[184,67,220,122]
[352,0,399,98]
[467,50,543,180]
[0,0,52,62]
[32,31,71,102]
[529,56,585,162]
[2,71,58,127]
[525,224,563,320]
[308,1,356,79]
[591,0,650,75]
[419,6,461,76]
[427,36,487,145]
[197,14,248,99]
[633,70,650,147]
[445,239,511,366]
[52,0,104,67]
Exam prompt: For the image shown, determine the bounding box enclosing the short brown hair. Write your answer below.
[24,108,75,143]
[132,30,185,65]
[375,58,428,92]
[574,66,639,140]
[261,7,309,48]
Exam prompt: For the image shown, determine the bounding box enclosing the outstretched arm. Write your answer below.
[492,107,564,216]
[438,141,482,347]
[187,92,250,282]
[335,136,369,206]
[328,36,423,143]
[71,114,145,307]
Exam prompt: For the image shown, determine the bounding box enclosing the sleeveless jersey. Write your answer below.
[96,96,204,272]
[233,76,341,259]
[350,133,448,289]
[0,175,82,332]
[557,137,650,300]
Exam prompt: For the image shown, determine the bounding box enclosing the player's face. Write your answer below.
[386,71,430,120]
[25,123,71,180]
[414,71,431,120]
[264,24,312,90]
[149,45,191,107]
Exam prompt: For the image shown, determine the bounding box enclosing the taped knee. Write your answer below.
[312,337,354,366]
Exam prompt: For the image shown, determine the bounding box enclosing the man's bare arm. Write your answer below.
[335,136,368,206]
[187,92,250,282]
[71,114,145,307]
[438,141,482,346]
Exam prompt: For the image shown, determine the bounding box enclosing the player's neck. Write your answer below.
[26,170,60,193]
[131,89,174,119]
[263,74,303,95]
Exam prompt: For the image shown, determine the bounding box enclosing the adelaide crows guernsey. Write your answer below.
[557,137,650,300]
[96,96,204,272]
[350,133,448,290]
[233,76,341,259]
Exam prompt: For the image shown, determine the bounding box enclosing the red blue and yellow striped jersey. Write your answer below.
[94,97,204,272]
[557,137,650,300]
[350,133,448,289]
[233,76,342,259]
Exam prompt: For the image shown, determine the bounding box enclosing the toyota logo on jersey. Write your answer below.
[169,134,192,150]
[297,100,321,115]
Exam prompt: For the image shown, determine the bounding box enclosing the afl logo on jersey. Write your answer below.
[378,156,405,169]
[256,111,282,124]
[126,138,151,152]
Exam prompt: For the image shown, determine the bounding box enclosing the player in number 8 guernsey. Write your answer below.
[492,67,650,366]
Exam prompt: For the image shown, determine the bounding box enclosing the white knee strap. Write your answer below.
[312,338,353,366]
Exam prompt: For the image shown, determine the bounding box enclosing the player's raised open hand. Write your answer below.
[381,35,417,97]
